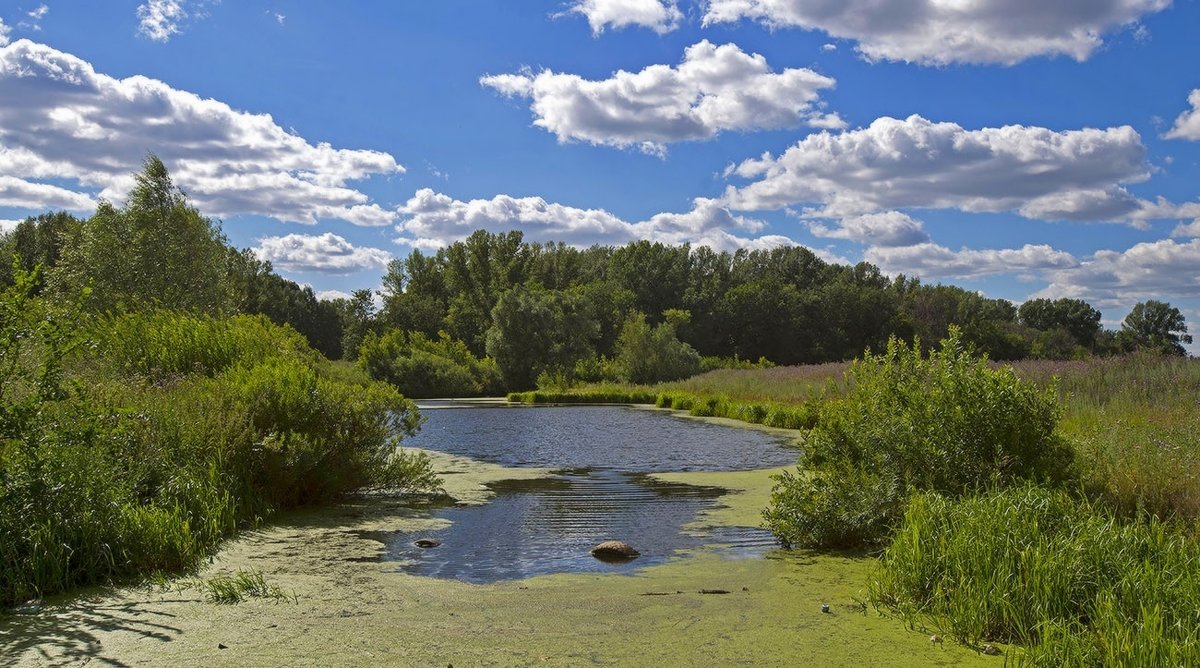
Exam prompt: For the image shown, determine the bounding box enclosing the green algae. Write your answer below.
[1,450,1000,667]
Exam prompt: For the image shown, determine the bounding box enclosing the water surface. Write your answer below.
[372,403,796,582]
[408,403,798,471]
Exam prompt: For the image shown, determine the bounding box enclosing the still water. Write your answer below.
[370,403,798,583]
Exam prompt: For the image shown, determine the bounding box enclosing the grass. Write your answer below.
[201,570,295,605]
[515,346,1200,664]
[1,303,440,609]
[508,388,821,430]
[871,485,1200,665]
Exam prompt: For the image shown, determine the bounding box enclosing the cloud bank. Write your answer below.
[254,233,393,274]
[482,41,841,154]
[702,0,1170,65]
[0,40,402,225]
[395,188,801,254]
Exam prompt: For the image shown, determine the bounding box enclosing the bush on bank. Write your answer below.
[764,328,1072,548]
[0,290,438,608]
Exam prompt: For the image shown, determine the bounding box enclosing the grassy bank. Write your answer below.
[518,343,1200,664]
[508,388,821,430]
[0,294,439,609]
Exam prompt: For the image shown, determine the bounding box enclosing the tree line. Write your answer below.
[1,157,1191,397]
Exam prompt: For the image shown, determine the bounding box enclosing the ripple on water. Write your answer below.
[373,404,796,583]
[365,470,781,583]
[406,403,799,472]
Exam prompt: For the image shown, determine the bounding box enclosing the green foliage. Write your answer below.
[508,388,819,431]
[201,570,293,604]
[700,355,775,372]
[226,248,343,359]
[358,329,502,398]
[765,329,1071,548]
[486,285,598,390]
[0,212,82,292]
[53,155,234,314]
[872,486,1200,664]
[612,311,702,384]
[1120,299,1193,356]
[0,294,439,608]
[1018,298,1102,349]
[97,311,315,379]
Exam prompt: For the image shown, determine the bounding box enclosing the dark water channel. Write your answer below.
[369,403,798,583]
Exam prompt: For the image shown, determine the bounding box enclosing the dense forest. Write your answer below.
[5,157,1189,400]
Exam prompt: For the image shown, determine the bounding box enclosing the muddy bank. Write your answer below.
[1,450,996,667]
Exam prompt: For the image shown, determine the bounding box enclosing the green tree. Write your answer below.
[612,310,701,384]
[1018,298,1102,349]
[226,248,343,358]
[444,230,530,354]
[1119,300,1193,356]
[330,289,378,361]
[485,285,597,390]
[54,156,233,314]
[0,212,83,292]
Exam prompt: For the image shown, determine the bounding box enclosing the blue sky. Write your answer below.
[1,0,1198,344]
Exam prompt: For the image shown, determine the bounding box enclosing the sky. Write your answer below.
[1,0,1198,347]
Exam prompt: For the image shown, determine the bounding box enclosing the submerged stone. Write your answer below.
[590,540,640,561]
[414,538,442,548]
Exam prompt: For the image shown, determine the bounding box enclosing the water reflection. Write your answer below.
[407,404,798,472]
[373,404,794,583]
[368,471,779,583]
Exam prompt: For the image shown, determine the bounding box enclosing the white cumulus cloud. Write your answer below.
[137,0,187,42]
[865,242,1078,280]
[722,115,1156,225]
[481,40,841,154]
[0,18,11,46]
[395,188,799,254]
[808,211,929,247]
[1034,238,1200,307]
[702,0,1170,65]
[565,0,683,34]
[254,233,393,274]
[1165,89,1200,141]
[0,40,403,225]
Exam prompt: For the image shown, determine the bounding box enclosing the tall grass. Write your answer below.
[507,388,820,430]
[0,301,439,608]
[872,486,1200,664]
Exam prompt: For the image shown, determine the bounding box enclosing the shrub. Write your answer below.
[358,329,502,398]
[765,328,1072,548]
[872,486,1200,664]
[0,292,439,608]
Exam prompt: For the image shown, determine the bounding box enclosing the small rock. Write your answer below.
[981,644,1001,656]
[13,599,43,615]
[741,587,749,592]
[414,538,442,548]
[820,603,830,614]
[590,540,640,561]
[218,643,228,650]
[929,635,943,644]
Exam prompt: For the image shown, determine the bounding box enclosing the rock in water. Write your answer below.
[414,538,442,548]
[590,540,640,561]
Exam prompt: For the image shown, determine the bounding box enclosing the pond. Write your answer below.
[369,403,799,583]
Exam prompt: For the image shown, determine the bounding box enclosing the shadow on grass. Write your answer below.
[0,591,186,667]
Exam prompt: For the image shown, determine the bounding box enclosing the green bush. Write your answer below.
[872,486,1200,664]
[358,329,502,398]
[765,329,1072,548]
[0,288,439,607]
[98,311,314,379]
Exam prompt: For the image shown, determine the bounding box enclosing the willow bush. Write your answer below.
[764,328,1072,548]
[0,297,438,608]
